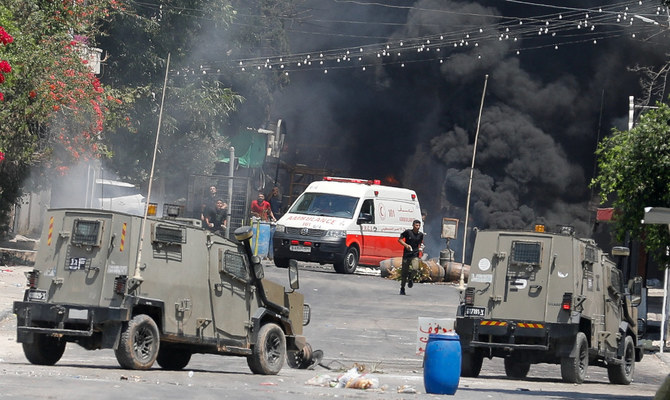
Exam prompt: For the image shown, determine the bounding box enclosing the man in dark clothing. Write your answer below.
[397,219,424,295]
[206,199,228,234]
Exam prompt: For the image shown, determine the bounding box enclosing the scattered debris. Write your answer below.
[397,385,417,393]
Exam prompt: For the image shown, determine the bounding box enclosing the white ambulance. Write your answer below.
[272,177,422,273]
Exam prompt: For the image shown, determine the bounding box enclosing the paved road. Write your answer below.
[0,263,668,399]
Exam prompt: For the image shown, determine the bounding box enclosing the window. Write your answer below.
[72,219,102,246]
[220,250,249,282]
[289,192,359,218]
[153,224,185,244]
[510,241,542,266]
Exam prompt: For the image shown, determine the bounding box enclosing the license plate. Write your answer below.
[28,290,47,302]
[289,245,311,253]
[464,306,485,317]
[68,308,89,320]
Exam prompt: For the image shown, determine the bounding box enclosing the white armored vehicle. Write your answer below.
[13,206,315,374]
[455,225,643,384]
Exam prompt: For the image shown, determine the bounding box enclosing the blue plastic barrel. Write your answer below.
[423,334,461,395]
[251,222,271,258]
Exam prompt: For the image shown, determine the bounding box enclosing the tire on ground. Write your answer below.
[156,343,192,371]
[504,357,531,379]
[22,333,66,366]
[274,257,289,268]
[560,332,588,383]
[334,246,358,274]
[115,314,160,370]
[461,350,483,378]
[607,335,635,385]
[247,323,286,375]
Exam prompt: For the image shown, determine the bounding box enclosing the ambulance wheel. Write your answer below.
[274,257,289,268]
[607,335,635,385]
[560,332,588,383]
[156,344,192,370]
[115,314,160,370]
[461,351,483,377]
[22,333,66,366]
[287,342,313,369]
[504,357,531,379]
[334,246,358,274]
[247,323,286,375]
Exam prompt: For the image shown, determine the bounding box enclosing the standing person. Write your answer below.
[206,199,228,234]
[267,186,283,220]
[266,186,282,260]
[397,219,424,295]
[201,185,218,226]
[250,192,275,222]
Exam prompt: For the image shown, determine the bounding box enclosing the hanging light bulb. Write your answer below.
[324,69,327,74]
[401,63,405,67]
[362,66,366,71]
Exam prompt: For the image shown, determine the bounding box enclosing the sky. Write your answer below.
[228,0,670,257]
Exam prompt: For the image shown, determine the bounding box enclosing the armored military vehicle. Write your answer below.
[13,206,315,374]
[455,225,643,384]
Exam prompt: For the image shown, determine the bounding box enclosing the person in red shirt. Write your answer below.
[250,192,275,222]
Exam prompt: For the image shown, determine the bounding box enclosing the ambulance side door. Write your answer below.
[357,199,376,258]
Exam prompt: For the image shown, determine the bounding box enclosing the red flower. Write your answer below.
[0,27,13,46]
[0,60,10,73]
[29,90,37,98]
[0,92,3,101]
[0,151,4,162]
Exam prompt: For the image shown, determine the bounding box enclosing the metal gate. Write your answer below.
[188,174,252,238]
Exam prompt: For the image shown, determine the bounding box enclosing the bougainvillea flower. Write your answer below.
[0,151,5,162]
[0,60,10,73]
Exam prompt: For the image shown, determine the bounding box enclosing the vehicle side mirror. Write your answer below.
[628,276,642,307]
[289,259,299,291]
[357,213,373,224]
[251,255,264,280]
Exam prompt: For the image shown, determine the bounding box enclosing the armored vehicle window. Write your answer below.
[72,219,102,246]
[584,245,597,264]
[153,224,186,244]
[221,250,249,282]
[510,241,542,266]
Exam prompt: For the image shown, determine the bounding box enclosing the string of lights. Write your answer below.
[122,0,668,77]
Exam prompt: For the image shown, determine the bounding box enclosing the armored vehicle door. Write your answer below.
[41,210,132,308]
[489,233,553,321]
[209,245,254,343]
[603,261,623,350]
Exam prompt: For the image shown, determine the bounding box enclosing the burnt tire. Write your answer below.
[287,342,313,369]
[22,334,66,366]
[504,357,531,379]
[156,344,192,371]
[334,246,358,274]
[247,323,286,375]
[274,257,289,268]
[461,351,483,378]
[115,314,160,370]
[561,332,588,383]
[607,335,635,385]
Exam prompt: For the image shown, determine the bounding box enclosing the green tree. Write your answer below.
[592,100,670,265]
[0,0,123,234]
[95,0,295,197]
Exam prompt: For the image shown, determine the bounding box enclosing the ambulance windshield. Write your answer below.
[289,192,359,218]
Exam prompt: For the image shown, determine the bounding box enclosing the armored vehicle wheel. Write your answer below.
[607,335,635,385]
[274,257,289,268]
[247,323,286,375]
[156,344,192,370]
[560,332,588,383]
[504,358,531,379]
[461,351,483,377]
[334,246,358,274]
[287,342,313,369]
[22,334,66,366]
[115,314,160,370]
